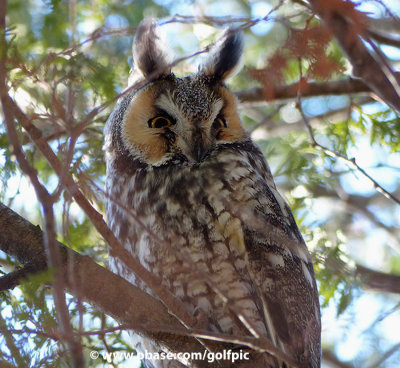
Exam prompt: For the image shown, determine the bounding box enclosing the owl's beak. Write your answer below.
[193,137,208,162]
[192,127,208,162]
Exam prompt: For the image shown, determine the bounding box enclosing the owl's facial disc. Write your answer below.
[121,79,247,166]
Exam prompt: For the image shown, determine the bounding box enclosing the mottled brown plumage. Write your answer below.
[104,19,321,368]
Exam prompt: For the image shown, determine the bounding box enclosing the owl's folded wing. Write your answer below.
[224,173,321,367]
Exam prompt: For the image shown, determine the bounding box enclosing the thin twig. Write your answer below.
[295,95,400,205]
[0,3,84,366]
[0,313,28,367]
[2,97,85,368]
[362,302,400,335]
[367,341,400,368]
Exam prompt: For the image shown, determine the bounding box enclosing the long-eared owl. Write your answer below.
[104,19,321,368]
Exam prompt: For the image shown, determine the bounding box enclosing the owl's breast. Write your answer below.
[106,147,269,333]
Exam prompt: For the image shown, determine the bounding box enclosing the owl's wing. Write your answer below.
[222,152,321,367]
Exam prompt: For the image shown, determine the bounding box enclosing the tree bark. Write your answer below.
[1,202,298,367]
[355,265,400,294]
[309,0,400,113]
[235,77,372,103]
[0,202,208,362]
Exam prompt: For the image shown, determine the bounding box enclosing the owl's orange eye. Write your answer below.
[212,116,227,129]
[148,115,174,129]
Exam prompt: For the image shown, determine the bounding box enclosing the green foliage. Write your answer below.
[41,1,70,49]
[369,110,400,152]
[313,240,355,311]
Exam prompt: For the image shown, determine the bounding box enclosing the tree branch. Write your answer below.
[309,0,400,113]
[367,15,400,35]
[0,202,298,367]
[305,183,400,250]
[0,201,209,362]
[0,312,28,367]
[295,93,400,205]
[0,265,40,291]
[236,77,372,103]
[355,265,400,294]
[322,349,354,368]
[367,342,400,368]
[368,29,400,48]
[0,2,85,365]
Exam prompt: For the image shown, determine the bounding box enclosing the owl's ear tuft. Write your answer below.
[200,29,243,82]
[131,18,171,83]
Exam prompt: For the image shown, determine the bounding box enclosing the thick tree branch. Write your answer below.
[4,200,397,367]
[309,0,400,113]
[0,202,298,367]
[0,202,207,362]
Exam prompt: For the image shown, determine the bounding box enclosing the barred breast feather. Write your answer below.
[105,135,320,367]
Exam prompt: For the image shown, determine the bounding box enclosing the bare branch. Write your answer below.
[367,342,400,368]
[309,0,400,113]
[0,265,39,291]
[368,29,400,48]
[318,246,400,295]
[356,265,400,294]
[143,323,299,368]
[363,302,400,333]
[236,77,373,103]
[0,4,84,366]
[367,15,400,35]
[306,183,400,249]
[0,202,210,363]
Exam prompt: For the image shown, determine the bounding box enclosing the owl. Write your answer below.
[104,19,321,368]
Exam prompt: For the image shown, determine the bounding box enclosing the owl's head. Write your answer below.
[106,19,248,167]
